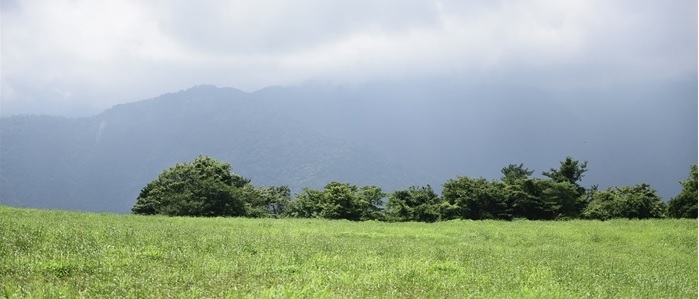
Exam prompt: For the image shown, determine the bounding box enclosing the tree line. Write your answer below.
[132,156,698,221]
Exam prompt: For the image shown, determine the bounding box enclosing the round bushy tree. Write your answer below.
[442,176,512,220]
[668,165,698,218]
[582,183,666,220]
[386,185,442,222]
[285,182,385,221]
[132,156,250,217]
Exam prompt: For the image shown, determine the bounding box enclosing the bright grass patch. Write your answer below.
[0,206,696,298]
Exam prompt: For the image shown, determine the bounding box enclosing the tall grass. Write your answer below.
[1,206,696,298]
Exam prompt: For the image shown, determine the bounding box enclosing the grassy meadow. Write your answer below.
[0,205,696,298]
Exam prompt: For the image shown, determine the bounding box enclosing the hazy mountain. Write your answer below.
[0,85,434,212]
[251,78,697,198]
[1,80,696,213]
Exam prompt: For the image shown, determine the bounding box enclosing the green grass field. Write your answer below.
[0,206,696,298]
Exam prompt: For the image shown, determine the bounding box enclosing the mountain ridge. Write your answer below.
[1,81,696,212]
[0,85,434,212]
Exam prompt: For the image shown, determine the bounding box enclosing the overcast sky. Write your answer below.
[1,0,697,116]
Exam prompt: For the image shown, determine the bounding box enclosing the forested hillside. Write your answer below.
[0,86,431,212]
[1,81,696,213]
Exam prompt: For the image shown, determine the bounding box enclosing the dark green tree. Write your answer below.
[246,185,292,218]
[386,185,442,222]
[285,188,324,218]
[668,164,698,218]
[499,164,556,219]
[501,163,534,185]
[505,178,556,220]
[502,177,585,220]
[355,185,386,220]
[319,182,358,220]
[285,182,385,221]
[542,156,588,193]
[539,156,591,218]
[132,156,250,217]
[582,184,666,220]
[539,180,586,219]
[442,176,512,220]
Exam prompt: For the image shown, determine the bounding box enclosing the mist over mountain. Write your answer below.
[1,80,696,213]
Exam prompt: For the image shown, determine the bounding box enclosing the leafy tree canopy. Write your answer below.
[542,156,588,187]
[582,183,666,220]
[286,182,385,221]
[501,163,534,185]
[668,164,698,218]
[442,176,512,220]
[386,185,442,222]
[132,156,251,217]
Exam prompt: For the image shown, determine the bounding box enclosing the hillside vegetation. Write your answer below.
[0,86,431,213]
[1,206,696,298]
[2,83,696,213]
[130,156,696,221]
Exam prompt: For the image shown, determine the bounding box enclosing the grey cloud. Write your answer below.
[0,0,696,116]
[156,0,441,55]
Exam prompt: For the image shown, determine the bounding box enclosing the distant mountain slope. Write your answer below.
[1,80,697,213]
[250,79,698,201]
[0,85,433,212]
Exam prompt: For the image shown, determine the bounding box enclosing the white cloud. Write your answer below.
[1,0,696,116]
